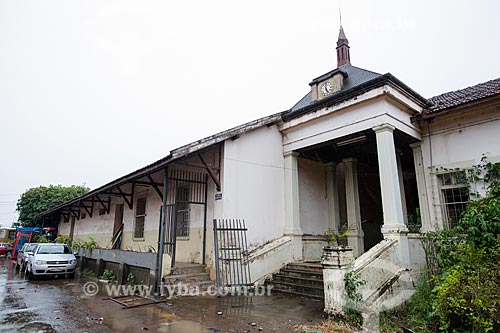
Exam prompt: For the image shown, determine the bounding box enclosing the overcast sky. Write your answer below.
[1,0,499,226]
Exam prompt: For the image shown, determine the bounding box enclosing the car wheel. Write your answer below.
[27,266,36,281]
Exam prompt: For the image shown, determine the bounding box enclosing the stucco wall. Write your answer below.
[221,124,285,247]
[56,151,219,269]
[419,105,500,230]
[58,183,162,252]
[298,157,329,235]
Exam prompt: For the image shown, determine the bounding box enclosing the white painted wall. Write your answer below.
[298,157,329,235]
[280,87,422,153]
[220,124,285,248]
[56,150,220,265]
[419,105,500,230]
[57,183,163,252]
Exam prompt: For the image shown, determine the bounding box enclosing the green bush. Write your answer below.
[79,236,98,250]
[55,235,73,247]
[384,160,500,332]
[99,269,117,282]
[380,279,438,333]
[72,236,98,251]
[433,239,500,332]
[431,160,500,332]
[32,234,50,243]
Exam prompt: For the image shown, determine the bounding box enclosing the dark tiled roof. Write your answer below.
[289,64,382,112]
[427,78,500,113]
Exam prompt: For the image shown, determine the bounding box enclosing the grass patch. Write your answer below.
[297,319,357,333]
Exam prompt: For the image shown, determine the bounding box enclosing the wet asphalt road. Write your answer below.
[0,257,210,332]
[0,256,324,332]
[0,256,113,333]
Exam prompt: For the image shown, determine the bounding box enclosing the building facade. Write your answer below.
[41,26,500,289]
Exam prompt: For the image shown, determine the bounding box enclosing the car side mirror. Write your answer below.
[26,251,33,256]
[73,251,78,256]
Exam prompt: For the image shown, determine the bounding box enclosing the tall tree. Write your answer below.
[16,185,89,227]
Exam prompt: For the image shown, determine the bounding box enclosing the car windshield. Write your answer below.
[37,245,72,254]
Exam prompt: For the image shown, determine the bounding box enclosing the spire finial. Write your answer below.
[336,15,350,67]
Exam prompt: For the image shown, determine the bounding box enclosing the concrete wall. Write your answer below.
[78,248,157,285]
[298,158,329,235]
[247,236,293,284]
[408,234,427,276]
[220,124,285,248]
[419,104,500,230]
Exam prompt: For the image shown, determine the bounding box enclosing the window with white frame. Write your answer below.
[439,171,469,229]
[134,197,147,239]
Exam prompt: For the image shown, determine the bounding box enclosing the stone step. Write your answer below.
[171,263,206,275]
[164,272,211,283]
[162,263,214,298]
[265,261,325,300]
[286,263,323,272]
[175,280,214,288]
[271,287,324,300]
[271,273,323,286]
[280,268,324,279]
[268,280,324,293]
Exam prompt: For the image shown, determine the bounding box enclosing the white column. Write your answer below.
[410,143,432,232]
[373,124,407,232]
[326,163,341,232]
[284,151,303,259]
[373,124,410,267]
[396,152,408,226]
[343,158,364,257]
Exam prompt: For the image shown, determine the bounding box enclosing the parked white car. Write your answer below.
[16,243,39,271]
[26,243,77,279]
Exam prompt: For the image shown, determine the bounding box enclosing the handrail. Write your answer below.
[352,238,398,274]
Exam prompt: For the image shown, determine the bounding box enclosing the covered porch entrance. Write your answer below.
[295,127,419,258]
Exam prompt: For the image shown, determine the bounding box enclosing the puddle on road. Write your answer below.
[81,293,211,333]
[18,322,57,333]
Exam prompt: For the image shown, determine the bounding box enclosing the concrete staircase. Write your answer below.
[163,263,213,294]
[266,262,324,299]
[351,239,416,312]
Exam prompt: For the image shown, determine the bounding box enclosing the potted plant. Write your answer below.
[321,228,354,270]
[323,228,349,249]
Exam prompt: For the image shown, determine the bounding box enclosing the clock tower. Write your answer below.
[336,25,350,67]
[309,25,350,101]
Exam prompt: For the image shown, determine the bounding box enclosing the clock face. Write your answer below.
[320,81,334,96]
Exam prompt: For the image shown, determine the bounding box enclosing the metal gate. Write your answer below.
[213,219,252,288]
[160,169,208,268]
[163,203,177,264]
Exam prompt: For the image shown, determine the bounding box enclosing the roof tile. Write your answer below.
[427,78,500,113]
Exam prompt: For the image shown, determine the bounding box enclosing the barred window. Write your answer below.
[439,171,469,229]
[176,186,190,237]
[134,197,147,239]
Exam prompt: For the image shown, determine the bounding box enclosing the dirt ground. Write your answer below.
[0,257,326,332]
